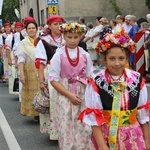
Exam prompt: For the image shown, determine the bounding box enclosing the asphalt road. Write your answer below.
[0,81,58,150]
[0,79,150,150]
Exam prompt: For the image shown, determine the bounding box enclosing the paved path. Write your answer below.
[0,82,58,150]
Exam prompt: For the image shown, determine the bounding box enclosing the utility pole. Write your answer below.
[37,0,40,26]
[0,0,4,15]
[0,0,3,26]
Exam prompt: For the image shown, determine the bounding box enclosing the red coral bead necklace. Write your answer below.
[50,33,62,45]
[65,45,79,67]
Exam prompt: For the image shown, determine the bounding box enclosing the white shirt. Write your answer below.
[35,34,65,65]
[48,46,94,81]
[85,28,94,49]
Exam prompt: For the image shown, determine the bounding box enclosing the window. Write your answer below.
[29,8,34,17]
[20,0,23,5]
[46,7,49,18]
[41,10,44,25]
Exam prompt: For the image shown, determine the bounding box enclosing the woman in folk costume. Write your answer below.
[12,22,24,67]
[17,21,39,121]
[5,22,24,95]
[13,17,35,64]
[78,29,150,150]
[0,22,12,82]
[35,15,65,139]
[14,18,34,102]
[21,16,35,38]
[48,22,95,150]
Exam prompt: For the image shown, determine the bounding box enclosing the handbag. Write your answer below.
[0,58,3,75]
[13,70,19,92]
[32,89,50,114]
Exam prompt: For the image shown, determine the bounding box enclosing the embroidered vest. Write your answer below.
[34,37,57,61]
[95,74,142,110]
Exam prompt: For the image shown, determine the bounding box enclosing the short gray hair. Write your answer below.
[125,15,131,20]
[140,22,149,28]
[146,14,150,19]
[128,15,136,22]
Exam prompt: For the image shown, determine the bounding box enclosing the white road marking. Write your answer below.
[146,84,150,87]
[0,108,21,150]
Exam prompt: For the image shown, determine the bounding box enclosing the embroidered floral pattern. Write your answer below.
[122,109,137,125]
[57,78,95,149]
[20,58,39,116]
[96,123,146,150]
[95,69,140,97]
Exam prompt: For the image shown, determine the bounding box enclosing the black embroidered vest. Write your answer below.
[34,37,57,61]
[95,74,141,110]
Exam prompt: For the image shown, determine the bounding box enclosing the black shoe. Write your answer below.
[2,77,6,83]
[33,116,39,123]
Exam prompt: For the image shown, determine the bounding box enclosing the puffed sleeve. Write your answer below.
[78,77,105,126]
[35,40,47,66]
[137,84,149,124]
[5,34,12,50]
[12,32,20,55]
[47,48,61,81]
[85,52,94,77]
[17,42,27,64]
[89,29,95,37]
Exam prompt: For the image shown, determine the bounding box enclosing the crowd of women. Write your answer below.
[0,13,150,150]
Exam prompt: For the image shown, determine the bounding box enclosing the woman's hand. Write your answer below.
[20,74,26,84]
[8,58,12,66]
[67,92,82,105]
[98,147,109,150]
[145,138,150,150]
[15,63,18,69]
[39,82,46,90]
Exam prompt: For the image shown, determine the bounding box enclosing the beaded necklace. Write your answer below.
[50,33,62,46]
[105,69,128,110]
[105,69,127,84]
[65,45,79,67]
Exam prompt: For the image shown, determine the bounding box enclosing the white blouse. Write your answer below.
[85,29,94,49]
[5,33,14,50]
[35,34,65,65]
[0,33,10,48]
[12,32,22,56]
[48,46,94,81]
[17,37,35,64]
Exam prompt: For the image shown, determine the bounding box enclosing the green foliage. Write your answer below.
[109,0,122,15]
[1,0,20,24]
[146,0,150,8]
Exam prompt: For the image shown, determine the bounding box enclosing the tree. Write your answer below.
[1,0,20,24]
[146,0,150,8]
[109,0,122,15]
